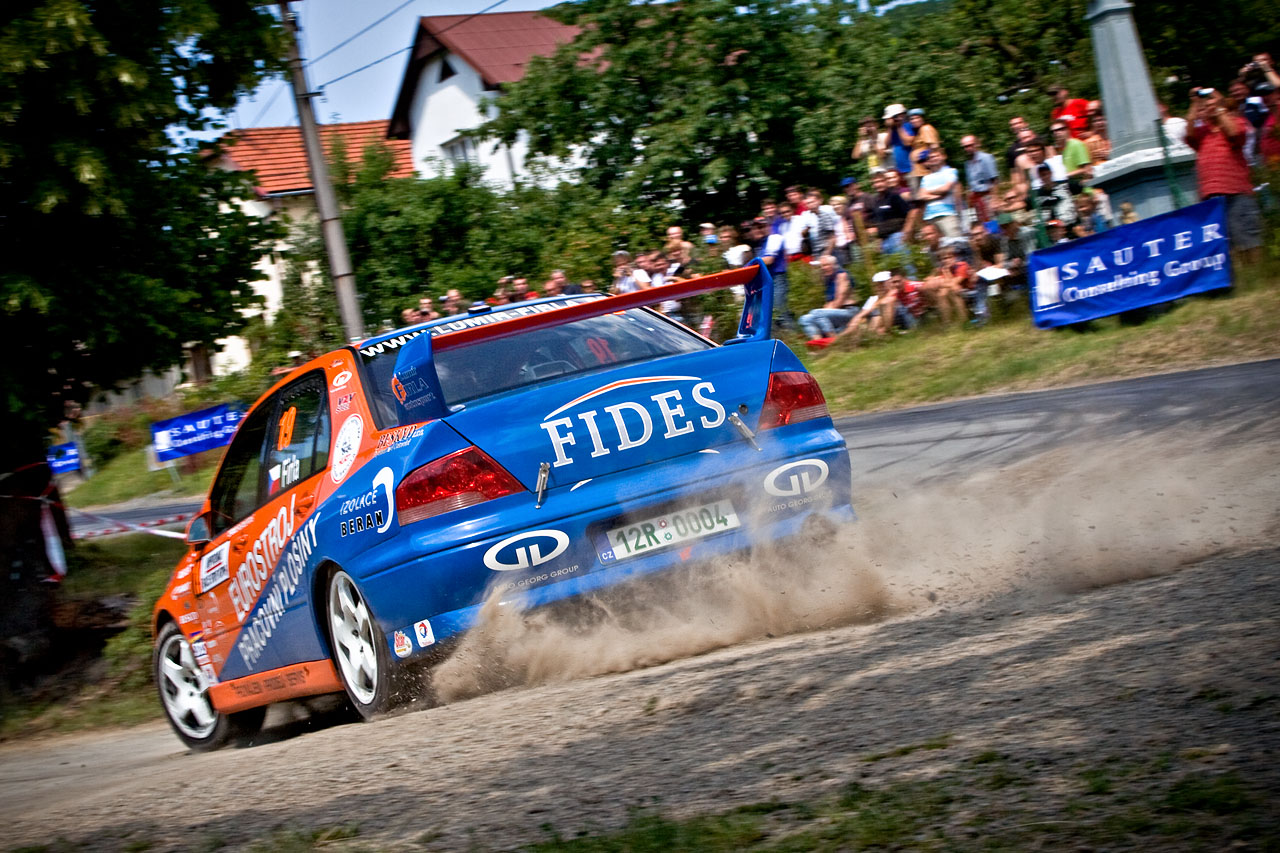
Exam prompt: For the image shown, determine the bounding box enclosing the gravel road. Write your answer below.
[2,364,1278,851]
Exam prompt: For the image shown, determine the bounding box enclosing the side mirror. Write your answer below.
[186,514,211,546]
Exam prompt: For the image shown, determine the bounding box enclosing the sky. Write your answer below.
[229,0,556,132]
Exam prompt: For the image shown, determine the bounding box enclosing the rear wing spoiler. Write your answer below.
[433,260,773,352]
[385,261,773,422]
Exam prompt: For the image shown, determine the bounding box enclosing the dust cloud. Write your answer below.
[430,428,1279,704]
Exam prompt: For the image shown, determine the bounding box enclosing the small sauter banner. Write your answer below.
[1029,197,1231,328]
[151,403,244,462]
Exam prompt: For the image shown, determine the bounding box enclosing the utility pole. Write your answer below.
[278,0,363,342]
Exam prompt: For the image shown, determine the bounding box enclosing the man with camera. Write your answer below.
[1186,86,1260,265]
[851,116,887,172]
[1239,54,1280,93]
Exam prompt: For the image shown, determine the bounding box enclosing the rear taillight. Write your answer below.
[395,447,524,525]
[758,371,829,431]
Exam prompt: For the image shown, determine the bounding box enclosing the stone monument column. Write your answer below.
[1087,0,1198,219]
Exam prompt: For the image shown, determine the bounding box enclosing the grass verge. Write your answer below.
[62,533,187,600]
[0,535,181,739]
[803,259,1280,416]
[527,760,1277,852]
[62,445,217,509]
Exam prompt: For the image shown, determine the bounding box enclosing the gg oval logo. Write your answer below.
[483,529,571,572]
[763,459,830,498]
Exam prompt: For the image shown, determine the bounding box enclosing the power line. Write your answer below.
[317,45,413,89]
[430,0,509,36]
[434,0,512,37]
[307,0,420,67]
[316,0,511,90]
[245,81,292,128]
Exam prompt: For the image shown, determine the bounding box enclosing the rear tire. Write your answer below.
[327,569,394,720]
[154,622,265,751]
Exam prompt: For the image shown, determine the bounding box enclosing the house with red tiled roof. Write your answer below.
[202,120,414,374]
[388,11,579,183]
[217,120,415,196]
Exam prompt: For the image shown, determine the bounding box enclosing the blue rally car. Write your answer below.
[153,263,853,749]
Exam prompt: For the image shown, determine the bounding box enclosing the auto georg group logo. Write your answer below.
[764,459,829,498]
[483,529,570,571]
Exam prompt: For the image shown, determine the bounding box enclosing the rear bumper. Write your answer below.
[359,427,853,660]
[423,500,854,645]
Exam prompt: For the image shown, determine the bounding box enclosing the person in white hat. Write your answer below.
[837,270,899,345]
[882,104,915,177]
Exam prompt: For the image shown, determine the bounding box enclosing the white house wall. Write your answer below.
[209,193,304,376]
[408,53,529,185]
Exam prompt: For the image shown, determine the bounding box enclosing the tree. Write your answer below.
[484,0,1278,225]
[1130,0,1280,101]
[331,157,668,326]
[478,0,1099,220]
[0,0,285,467]
[480,0,828,225]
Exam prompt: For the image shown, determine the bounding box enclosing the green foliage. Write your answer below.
[1163,773,1255,815]
[1133,0,1280,100]
[483,0,1280,225]
[244,824,360,853]
[0,1,284,466]
[257,223,344,366]
[527,764,1278,852]
[80,403,178,468]
[62,445,216,508]
[181,364,281,413]
[484,0,830,224]
[100,565,175,691]
[279,157,669,329]
[808,257,1280,416]
[63,533,187,601]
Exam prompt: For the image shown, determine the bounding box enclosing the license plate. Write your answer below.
[602,500,741,562]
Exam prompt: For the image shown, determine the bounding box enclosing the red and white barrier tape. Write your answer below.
[66,508,190,540]
[0,490,190,541]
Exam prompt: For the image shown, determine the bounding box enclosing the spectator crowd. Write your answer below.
[398,54,1279,346]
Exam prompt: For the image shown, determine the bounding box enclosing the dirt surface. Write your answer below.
[2,375,1279,851]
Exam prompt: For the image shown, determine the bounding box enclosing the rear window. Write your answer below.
[358,306,712,428]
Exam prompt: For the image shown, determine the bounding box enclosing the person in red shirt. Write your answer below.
[920,244,971,325]
[1049,85,1091,138]
[1258,83,1280,166]
[1185,86,1261,264]
[889,269,924,327]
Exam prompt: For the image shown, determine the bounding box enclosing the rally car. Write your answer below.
[153,262,854,749]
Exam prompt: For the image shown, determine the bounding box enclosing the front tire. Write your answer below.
[327,569,394,719]
[154,622,264,751]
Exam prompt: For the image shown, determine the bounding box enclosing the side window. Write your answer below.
[266,373,330,495]
[208,405,271,535]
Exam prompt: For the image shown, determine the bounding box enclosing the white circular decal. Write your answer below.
[331,414,364,484]
[483,529,571,571]
[763,459,830,498]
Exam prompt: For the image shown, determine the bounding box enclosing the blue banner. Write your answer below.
[1029,198,1231,328]
[47,442,81,474]
[152,404,244,462]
